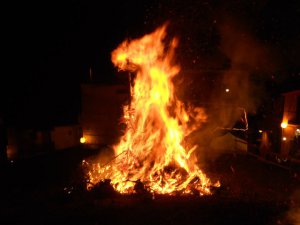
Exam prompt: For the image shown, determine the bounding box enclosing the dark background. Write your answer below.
[3,0,300,127]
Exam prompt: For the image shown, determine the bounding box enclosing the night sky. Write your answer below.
[3,0,300,127]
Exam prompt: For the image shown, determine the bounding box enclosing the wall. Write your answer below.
[80,84,129,148]
[51,125,81,150]
[281,90,300,157]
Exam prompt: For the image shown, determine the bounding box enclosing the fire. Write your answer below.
[86,24,219,195]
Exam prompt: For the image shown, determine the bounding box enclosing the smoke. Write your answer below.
[186,14,279,161]
[85,145,115,167]
[218,15,277,114]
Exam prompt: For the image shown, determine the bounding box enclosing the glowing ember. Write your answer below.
[85,24,219,195]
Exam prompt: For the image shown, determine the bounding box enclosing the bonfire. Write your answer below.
[85,24,220,196]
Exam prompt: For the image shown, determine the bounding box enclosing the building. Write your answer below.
[6,123,82,160]
[280,90,300,159]
[80,83,129,149]
[50,125,82,150]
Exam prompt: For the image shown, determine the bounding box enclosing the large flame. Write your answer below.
[86,24,218,195]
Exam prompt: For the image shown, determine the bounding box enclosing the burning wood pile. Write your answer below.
[84,24,220,196]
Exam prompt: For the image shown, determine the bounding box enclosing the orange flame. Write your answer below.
[86,24,218,195]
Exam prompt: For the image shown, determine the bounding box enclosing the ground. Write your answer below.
[0,147,299,225]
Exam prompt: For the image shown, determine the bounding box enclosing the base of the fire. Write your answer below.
[88,179,221,199]
[83,161,221,198]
